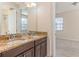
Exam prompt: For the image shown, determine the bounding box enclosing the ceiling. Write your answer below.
[0,2,18,10]
[56,2,79,14]
[1,2,79,14]
[0,2,29,15]
[0,2,31,10]
[0,2,37,15]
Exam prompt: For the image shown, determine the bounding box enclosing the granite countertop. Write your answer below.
[0,34,47,53]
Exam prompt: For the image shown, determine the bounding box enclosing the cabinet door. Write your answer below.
[0,53,2,57]
[35,45,41,57]
[40,42,46,57]
[24,48,34,57]
[2,41,34,57]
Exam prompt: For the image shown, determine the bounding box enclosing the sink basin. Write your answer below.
[7,39,27,46]
[0,39,27,47]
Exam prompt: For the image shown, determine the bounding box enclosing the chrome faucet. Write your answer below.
[8,34,16,41]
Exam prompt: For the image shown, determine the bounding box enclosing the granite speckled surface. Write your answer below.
[0,34,47,53]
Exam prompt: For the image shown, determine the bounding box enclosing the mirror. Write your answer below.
[19,8,29,33]
[0,2,37,35]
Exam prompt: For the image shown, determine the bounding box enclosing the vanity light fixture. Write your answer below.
[26,2,36,7]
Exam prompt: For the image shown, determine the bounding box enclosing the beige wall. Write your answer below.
[37,3,52,32]
[28,7,37,31]
[56,9,79,41]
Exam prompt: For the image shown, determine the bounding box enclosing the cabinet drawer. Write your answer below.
[2,41,34,57]
[35,37,47,45]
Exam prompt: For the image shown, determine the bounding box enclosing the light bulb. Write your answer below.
[31,3,36,7]
[26,3,36,7]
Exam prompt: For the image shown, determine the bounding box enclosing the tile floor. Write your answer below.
[56,39,79,57]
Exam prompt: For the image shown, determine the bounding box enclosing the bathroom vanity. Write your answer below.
[0,3,48,57]
[0,32,47,57]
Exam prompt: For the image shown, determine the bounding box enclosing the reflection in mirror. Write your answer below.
[20,8,28,33]
[0,2,37,35]
[18,3,37,34]
[7,10,16,34]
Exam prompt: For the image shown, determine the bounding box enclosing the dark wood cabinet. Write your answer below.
[40,42,46,57]
[24,48,34,57]
[41,39,47,57]
[17,48,34,57]
[2,41,34,57]
[35,44,41,57]
[0,54,2,57]
[34,37,47,57]
[17,54,24,57]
